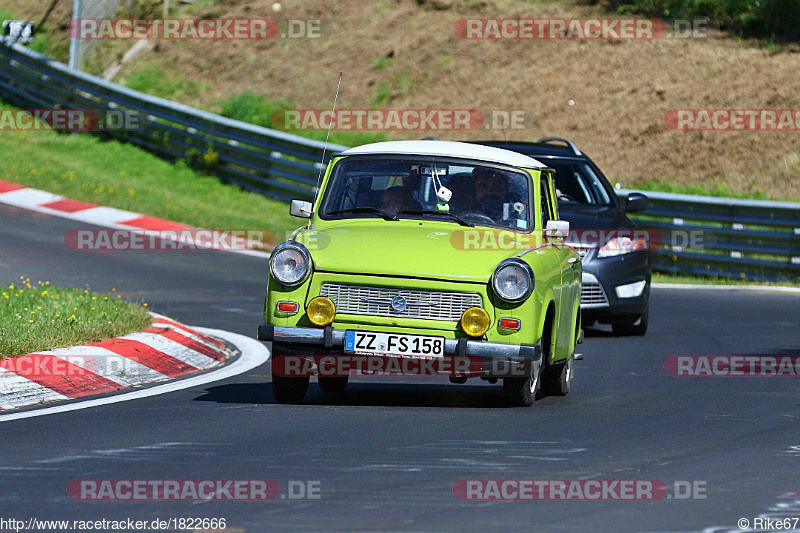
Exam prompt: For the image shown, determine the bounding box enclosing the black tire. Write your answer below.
[612,306,649,336]
[542,354,573,396]
[318,376,349,393]
[271,374,309,404]
[271,352,309,404]
[502,359,542,407]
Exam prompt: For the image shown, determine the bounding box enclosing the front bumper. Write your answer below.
[579,250,651,322]
[257,324,541,377]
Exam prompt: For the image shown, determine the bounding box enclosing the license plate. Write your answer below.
[345,330,445,357]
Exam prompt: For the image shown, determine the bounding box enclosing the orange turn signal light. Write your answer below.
[277,301,299,314]
[498,318,521,331]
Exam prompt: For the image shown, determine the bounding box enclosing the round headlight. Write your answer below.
[269,241,311,286]
[461,307,491,337]
[492,259,534,303]
[307,296,336,326]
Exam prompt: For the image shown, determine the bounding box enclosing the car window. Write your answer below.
[548,161,613,207]
[540,174,555,229]
[320,158,532,230]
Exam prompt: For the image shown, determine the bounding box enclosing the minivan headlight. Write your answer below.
[598,236,647,258]
[492,259,534,303]
[269,241,311,286]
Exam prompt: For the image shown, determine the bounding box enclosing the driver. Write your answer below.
[472,167,508,220]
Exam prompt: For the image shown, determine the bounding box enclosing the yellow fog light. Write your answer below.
[461,307,490,337]
[307,296,335,326]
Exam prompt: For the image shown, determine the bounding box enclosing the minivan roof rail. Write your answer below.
[537,137,582,156]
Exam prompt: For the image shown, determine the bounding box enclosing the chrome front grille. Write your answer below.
[320,284,482,321]
[581,272,609,308]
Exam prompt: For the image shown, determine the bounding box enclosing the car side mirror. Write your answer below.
[624,192,649,213]
[545,219,569,238]
[290,199,312,218]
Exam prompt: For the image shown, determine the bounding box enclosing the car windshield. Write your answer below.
[320,158,532,230]
[546,161,614,208]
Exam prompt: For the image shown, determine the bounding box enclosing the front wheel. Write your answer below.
[271,354,309,404]
[271,374,309,404]
[503,359,542,407]
[542,353,574,396]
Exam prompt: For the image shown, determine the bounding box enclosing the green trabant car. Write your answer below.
[257,140,582,406]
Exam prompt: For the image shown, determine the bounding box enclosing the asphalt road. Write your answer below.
[1,203,798,533]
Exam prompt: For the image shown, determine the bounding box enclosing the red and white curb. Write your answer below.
[0,313,238,411]
[0,178,271,257]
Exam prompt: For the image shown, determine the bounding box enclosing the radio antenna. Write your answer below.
[314,72,342,203]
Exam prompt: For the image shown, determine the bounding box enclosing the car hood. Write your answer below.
[559,207,627,230]
[295,222,538,283]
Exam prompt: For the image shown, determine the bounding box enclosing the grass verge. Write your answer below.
[626,180,800,203]
[0,100,300,237]
[652,272,800,288]
[0,278,153,358]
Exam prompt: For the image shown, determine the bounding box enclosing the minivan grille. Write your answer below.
[581,273,609,307]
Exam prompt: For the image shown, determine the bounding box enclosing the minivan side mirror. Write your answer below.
[624,192,649,213]
[290,199,313,218]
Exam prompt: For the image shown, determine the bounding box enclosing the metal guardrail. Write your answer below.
[617,189,800,282]
[0,41,347,202]
[0,41,798,282]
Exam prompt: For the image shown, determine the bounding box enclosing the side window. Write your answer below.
[540,173,555,228]
[546,171,559,220]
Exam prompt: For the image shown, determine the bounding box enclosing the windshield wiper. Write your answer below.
[327,207,398,221]
[396,210,475,227]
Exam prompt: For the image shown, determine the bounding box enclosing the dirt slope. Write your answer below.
[4,0,800,199]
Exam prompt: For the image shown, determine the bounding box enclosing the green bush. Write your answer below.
[125,66,206,100]
[219,92,388,147]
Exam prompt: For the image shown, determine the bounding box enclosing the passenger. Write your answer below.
[381,186,415,213]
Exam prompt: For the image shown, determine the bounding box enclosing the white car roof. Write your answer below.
[338,140,546,169]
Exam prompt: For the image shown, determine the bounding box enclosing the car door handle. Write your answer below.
[567,257,580,264]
